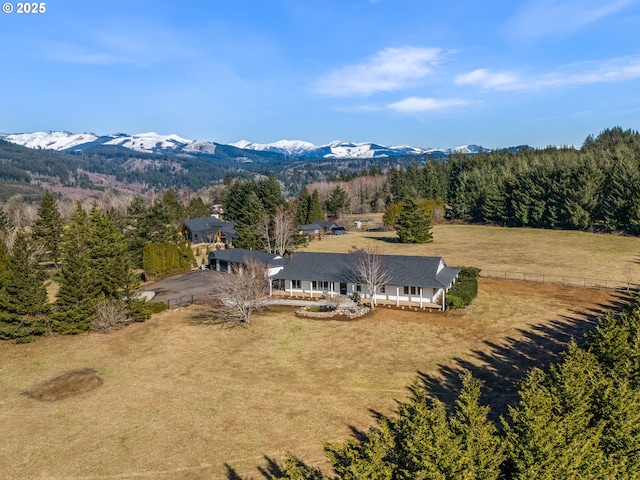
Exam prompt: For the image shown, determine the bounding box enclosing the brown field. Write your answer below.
[0,276,624,479]
[305,224,640,287]
[1,225,638,478]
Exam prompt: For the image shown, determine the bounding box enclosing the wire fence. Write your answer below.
[481,270,638,291]
[165,292,210,309]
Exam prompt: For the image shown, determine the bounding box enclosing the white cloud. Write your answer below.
[388,97,469,113]
[507,0,638,40]
[317,46,445,97]
[455,69,519,90]
[455,56,640,92]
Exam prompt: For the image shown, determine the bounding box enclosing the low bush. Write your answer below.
[446,266,480,310]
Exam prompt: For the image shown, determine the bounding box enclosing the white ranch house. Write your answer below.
[209,249,460,310]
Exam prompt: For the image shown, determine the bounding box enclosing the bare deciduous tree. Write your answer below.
[210,260,270,323]
[273,206,296,255]
[351,245,392,309]
[262,206,296,256]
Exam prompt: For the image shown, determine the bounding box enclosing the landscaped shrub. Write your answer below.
[148,301,168,314]
[446,266,480,309]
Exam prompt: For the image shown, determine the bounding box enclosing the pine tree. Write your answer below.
[33,190,63,265]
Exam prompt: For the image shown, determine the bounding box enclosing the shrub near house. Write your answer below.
[445,266,480,309]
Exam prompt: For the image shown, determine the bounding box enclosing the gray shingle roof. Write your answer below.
[272,252,459,289]
[181,216,236,238]
[208,249,288,268]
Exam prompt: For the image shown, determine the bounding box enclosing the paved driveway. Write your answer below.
[143,269,215,304]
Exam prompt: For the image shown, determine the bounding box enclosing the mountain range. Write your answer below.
[0,131,488,160]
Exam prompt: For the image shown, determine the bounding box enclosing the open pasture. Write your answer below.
[305,224,640,287]
[0,276,623,479]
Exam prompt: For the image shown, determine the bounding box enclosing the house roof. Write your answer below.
[272,251,460,289]
[208,249,288,268]
[299,220,338,231]
[181,216,236,237]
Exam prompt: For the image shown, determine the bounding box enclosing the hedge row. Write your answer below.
[142,241,195,278]
[445,266,480,309]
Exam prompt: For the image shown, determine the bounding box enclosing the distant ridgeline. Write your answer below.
[1,127,640,235]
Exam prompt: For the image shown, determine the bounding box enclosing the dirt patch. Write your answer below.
[23,368,103,401]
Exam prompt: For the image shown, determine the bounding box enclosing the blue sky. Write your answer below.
[2,0,640,148]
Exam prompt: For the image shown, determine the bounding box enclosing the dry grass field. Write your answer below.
[0,278,624,479]
[305,224,640,287]
[1,225,638,478]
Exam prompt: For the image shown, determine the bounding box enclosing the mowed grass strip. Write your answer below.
[0,278,620,479]
[303,224,640,286]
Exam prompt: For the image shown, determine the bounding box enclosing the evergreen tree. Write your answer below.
[33,190,63,264]
[224,181,267,250]
[185,197,211,219]
[326,186,351,218]
[53,202,98,334]
[255,175,283,215]
[308,190,325,222]
[159,188,185,223]
[295,186,311,225]
[0,231,49,340]
[88,207,137,300]
[395,199,433,244]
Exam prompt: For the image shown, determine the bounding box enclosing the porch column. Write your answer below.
[216,259,220,272]
[442,289,445,311]
[419,287,423,309]
[330,282,335,298]
[227,263,231,273]
[269,280,273,297]
[396,286,400,306]
[289,281,293,298]
[310,282,313,299]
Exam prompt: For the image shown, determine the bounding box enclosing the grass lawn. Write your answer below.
[304,224,640,287]
[0,278,622,479]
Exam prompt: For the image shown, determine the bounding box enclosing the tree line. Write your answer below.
[275,293,640,479]
[0,188,217,341]
[386,127,640,233]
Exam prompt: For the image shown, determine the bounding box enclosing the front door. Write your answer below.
[340,282,347,295]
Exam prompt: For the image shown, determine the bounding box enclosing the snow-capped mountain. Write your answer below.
[231,139,316,156]
[2,131,99,151]
[103,132,194,153]
[0,130,488,159]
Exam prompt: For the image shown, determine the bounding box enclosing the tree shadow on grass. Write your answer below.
[245,291,630,477]
[418,292,630,421]
[363,235,399,244]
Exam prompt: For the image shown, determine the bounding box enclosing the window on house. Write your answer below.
[403,286,417,295]
[291,280,301,289]
[380,285,386,294]
[356,285,362,292]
